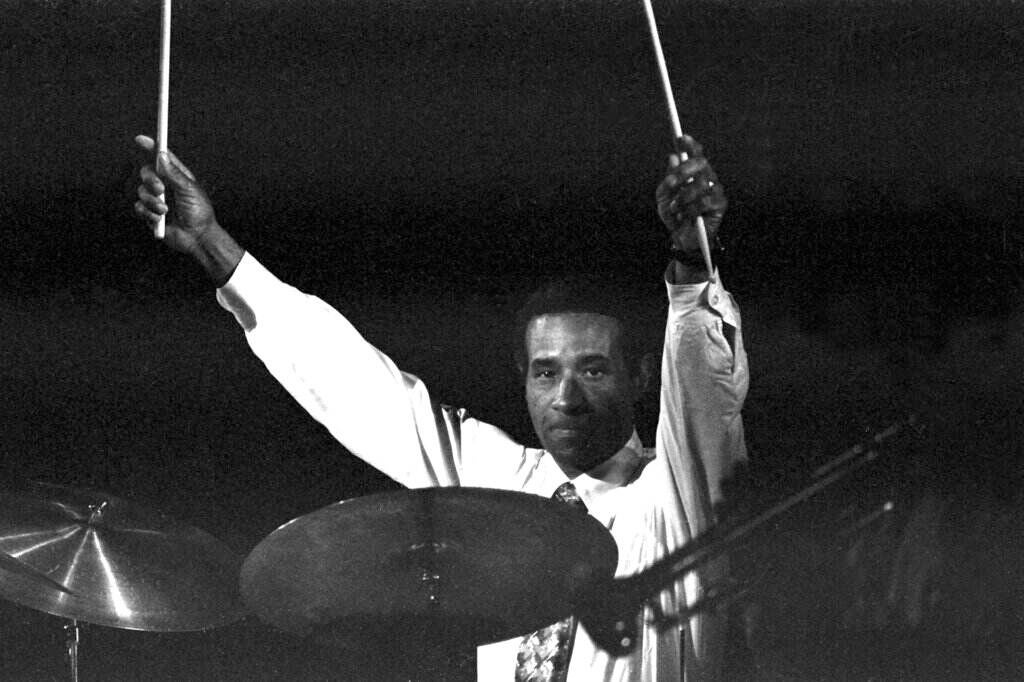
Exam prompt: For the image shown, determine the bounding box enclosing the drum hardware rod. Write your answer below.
[580,417,915,655]
[652,416,911,583]
[64,619,80,682]
[645,577,752,634]
[813,421,905,480]
[640,0,716,280]
[836,500,896,539]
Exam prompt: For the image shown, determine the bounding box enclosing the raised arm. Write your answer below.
[653,134,748,534]
[650,136,748,682]
[130,136,500,488]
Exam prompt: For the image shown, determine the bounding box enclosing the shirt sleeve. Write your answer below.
[656,270,749,541]
[214,252,517,488]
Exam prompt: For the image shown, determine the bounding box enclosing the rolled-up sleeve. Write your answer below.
[658,272,749,540]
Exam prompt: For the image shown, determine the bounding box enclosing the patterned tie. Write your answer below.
[514,482,588,682]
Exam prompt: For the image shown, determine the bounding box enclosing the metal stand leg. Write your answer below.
[64,619,80,682]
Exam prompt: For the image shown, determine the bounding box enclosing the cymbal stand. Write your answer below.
[580,417,916,655]
[64,619,80,682]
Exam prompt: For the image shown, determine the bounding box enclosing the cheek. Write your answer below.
[598,395,635,430]
[591,385,631,413]
[525,390,545,420]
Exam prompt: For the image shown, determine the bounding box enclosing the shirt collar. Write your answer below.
[569,431,648,496]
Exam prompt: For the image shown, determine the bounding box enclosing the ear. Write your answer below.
[636,352,659,396]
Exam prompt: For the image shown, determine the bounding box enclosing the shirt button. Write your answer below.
[711,294,720,305]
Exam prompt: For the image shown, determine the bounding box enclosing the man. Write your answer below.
[133,133,748,681]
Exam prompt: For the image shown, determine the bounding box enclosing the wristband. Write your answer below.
[670,234,723,268]
[669,248,708,268]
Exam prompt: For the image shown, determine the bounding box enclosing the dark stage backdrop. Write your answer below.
[1,0,1022,679]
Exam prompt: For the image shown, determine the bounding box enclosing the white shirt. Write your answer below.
[217,253,749,681]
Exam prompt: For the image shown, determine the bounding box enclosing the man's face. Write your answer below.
[524,312,639,477]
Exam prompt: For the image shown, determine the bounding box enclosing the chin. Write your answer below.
[544,433,620,470]
[549,450,608,475]
[547,446,585,469]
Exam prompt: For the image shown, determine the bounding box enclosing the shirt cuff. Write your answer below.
[665,269,738,328]
[215,251,281,332]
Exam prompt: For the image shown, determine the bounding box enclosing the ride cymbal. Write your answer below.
[241,487,617,648]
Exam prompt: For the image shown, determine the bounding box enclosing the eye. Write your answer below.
[581,361,611,378]
[533,369,556,380]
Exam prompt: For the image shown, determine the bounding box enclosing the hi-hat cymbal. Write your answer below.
[240,487,617,648]
[0,482,247,631]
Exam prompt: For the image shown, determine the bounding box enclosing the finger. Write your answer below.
[163,148,197,180]
[691,186,728,219]
[663,154,708,189]
[137,133,198,184]
[136,186,168,215]
[669,177,712,211]
[156,150,198,189]
[699,190,727,218]
[676,134,704,159]
[139,166,165,195]
[134,200,165,224]
[659,173,680,195]
[155,150,193,188]
[671,178,725,216]
[676,155,709,180]
[135,134,156,153]
[707,179,726,204]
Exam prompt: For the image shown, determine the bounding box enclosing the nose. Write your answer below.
[553,374,586,412]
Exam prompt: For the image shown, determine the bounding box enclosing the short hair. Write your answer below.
[512,274,656,378]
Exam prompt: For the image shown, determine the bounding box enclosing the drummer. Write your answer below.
[132,133,747,682]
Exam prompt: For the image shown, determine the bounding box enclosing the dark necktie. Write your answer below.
[514,482,588,682]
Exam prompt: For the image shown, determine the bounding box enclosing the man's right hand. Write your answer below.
[133,135,243,285]
[655,135,727,255]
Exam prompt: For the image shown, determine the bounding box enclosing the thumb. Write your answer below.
[675,134,703,159]
[156,149,199,189]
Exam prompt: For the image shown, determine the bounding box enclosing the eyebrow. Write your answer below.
[577,354,613,365]
[528,353,612,367]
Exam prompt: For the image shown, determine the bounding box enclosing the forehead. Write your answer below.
[525,312,623,360]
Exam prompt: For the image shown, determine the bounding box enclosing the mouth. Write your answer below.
[547,423,589,440]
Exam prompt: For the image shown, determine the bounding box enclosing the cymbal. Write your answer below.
[240,487,617,648]
[0,548,74,595]
[0,482,247,631]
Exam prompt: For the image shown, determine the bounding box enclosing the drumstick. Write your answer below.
[640,0,716,281]
[155,0,172,240]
